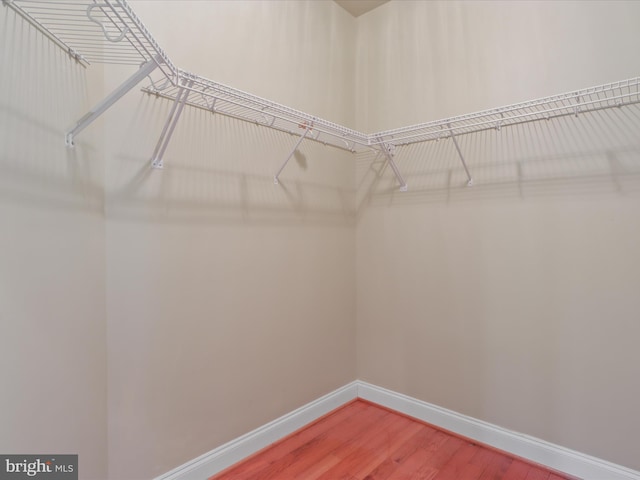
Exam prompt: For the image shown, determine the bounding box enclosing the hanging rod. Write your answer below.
[142,70,371,154]
[371,77,640,147]
[6,0,640,189]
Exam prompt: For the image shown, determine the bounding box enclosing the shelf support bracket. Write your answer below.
[65,55,162,147]
[150,78,193,169]
[448,123,474,186]
[380,143,408,191]
[274,125,312,185]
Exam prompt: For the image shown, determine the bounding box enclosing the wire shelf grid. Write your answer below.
[5,0,640,167]
[371,77,640,147]
[6,0,177,81]
[142,70,371,153]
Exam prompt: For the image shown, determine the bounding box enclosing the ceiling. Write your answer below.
[334,0,389,17]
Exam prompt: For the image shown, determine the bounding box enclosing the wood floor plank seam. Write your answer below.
[208,400,578,480]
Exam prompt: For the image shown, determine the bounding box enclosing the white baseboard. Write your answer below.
[154,381,358,480]
[156,380,640,480]
[357,381,640,480]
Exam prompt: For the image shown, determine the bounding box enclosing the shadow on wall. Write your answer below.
[104,94,356,227]
[8,1,640,228]
[356,105,640,214]
[0,8,103,215]
[2,5,354,228]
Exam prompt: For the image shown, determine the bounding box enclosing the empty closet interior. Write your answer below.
[2,0,639,478]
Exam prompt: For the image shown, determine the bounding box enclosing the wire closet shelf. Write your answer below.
[5,0,640,187]
[4,0,175,76]
[5,0,371,154]
[370,77,640,147]
[142,70,371,153]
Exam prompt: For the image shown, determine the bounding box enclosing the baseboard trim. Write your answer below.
[156,380,640,480]
[357,381,640,480]
[154,381,358,480]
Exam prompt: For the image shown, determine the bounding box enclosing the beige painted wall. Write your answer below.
[104,2,356,478]
[1,1,356,478]
[4,0,640,477]
[355,0,640,132]
[356,0,640,471]
[0,5,107,479]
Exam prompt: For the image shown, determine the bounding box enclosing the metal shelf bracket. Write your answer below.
[447,123,474,187]
[150,78,193,169]
[65,55,162,147]
[380,142,408,191]
[274,123,313,185]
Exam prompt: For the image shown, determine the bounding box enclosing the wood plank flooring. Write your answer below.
[209,400,577,480]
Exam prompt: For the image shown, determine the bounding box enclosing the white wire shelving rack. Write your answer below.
[4,0,177,147]
[3,0,174,69]
[5,0,640,190]
[141,69,371,176]
[371,77,640,186]
[142,70,370,153]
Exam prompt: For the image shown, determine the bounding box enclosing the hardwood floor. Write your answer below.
[209,400,577,480]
